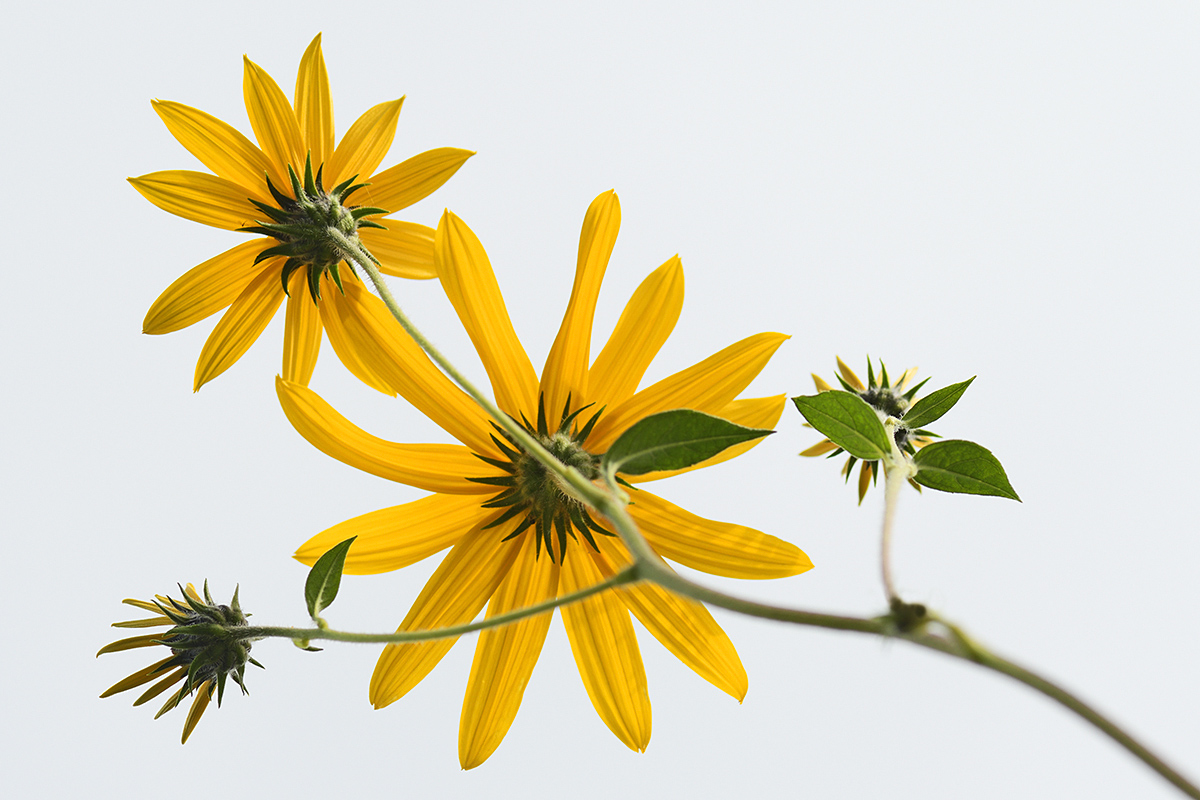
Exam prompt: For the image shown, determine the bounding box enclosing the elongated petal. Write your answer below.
[144,240,269,334]
[588,256,683,408]
[358,220,437,279]
[293,34,334,167]
[281,269,322,385]
[276,377,499,494]
[96,634,163,656]
[631,395,786,483]
[541,191,620,420]
[326,99,403,187]
[151,101,273,198]
[243,57,304,181]
[323,279,497,454]
[593,537,746,700]
[459,533,560,768]
[588,332,789,452]
[800,439,839,457]
[370,522,521,708]
[436,211,538,419]
[194,261,284,391]
[100,656,175,698]
[629,490,813,579]
[129,171,257,230]
[559,549,651,752]
[318,278,395,395]
[180,681,212,744]
[363,148,474,213]
[296,493,488,574]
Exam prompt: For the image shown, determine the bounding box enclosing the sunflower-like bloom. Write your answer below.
[800,357,932,502]
[131,34,472,391]
[276,191,812,767]
[97,583,259,744]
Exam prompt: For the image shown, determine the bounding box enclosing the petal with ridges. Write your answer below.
[326,98,403,187]
[459,533,559,769]
[144,239,269,334]
[295,493,488,574]
[370,522,521,708]
[194,261,284,391]
[629,490,813,580]
[243,57,304,181]
[559,549,651,752]
[358,220,437,279]
[541,190,620,420]
[129,171,258,231]
[363,148,475,213]
[151,101,273,199]
[276,377,501,494]
[588,256,683,409]
[318,279,395,395]
[436,211,538,419]
[294,34,334,167]
[281,269,322,386]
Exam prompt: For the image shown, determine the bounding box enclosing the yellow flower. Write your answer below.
[131,34,473,391]
[277,190,812,767]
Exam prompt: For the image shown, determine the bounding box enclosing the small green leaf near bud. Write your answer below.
[603,409,772,476]
[791,392,891,460]
[304,536,357,620]
[912,440,1020,500]
[902,377,975,429]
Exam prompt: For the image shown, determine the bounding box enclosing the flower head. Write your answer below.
[276,190,812,767]
[131,34,473,391]
[97,583,260,743]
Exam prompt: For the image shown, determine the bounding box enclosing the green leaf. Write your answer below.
[912,440,1020,500]
[791,392,891,460]
[304,536,357,620]
[602,409,772,476]
[902,377,975,430]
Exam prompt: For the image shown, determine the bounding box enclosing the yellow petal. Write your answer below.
[459,533,560,769]
[99,657,175,698]
[193,261,284,391]
[370,522,521,708]
[358,220,437,279]
[317,278,396,395]
[629,490,813,580]
[630,395,786,482]
[143,240,268,335]
[587,332,789,452]
[293,34,334,168]
[96,634,163,656]
[296,493,487,574]
[559,548,651,752]
[325,98,403,187]
[857,461,873,504]
[322,279,498,454]
[129,171,257,230]
[275,377,499,494]
[281,269,322,386]
[243,56,304,181]
[593,537,747,700]
[588,256,684,409]
[151,101,273,199]
[800,439,840,457]
[362,147,475,213]
[812,373,833,393]
[436,211,538,419]
[836,356,864,391]
[180,681,212,744]
[541,190,620,421]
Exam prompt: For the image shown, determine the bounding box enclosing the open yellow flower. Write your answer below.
[277,190,813,767]
[131,34,472,391]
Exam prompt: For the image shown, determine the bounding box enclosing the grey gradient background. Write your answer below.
[4,2,1199,798]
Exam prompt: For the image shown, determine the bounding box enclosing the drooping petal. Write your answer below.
[143,239,269,334]
[587,332,789,452]
[293,34,334,168]
[180,681,212,744]
[459,533,560,769]
[435,211,538,419]
[99,657,175,698]
[799,439,840,457]
[630,395,786,483]
[193,261,285,391]
[559,549,651,752]
[325,98,404,187]
[629,490,813,580]
[370,522,522,709]
[593,537,747,700]
[358,220,437,279]
[541,191,620,420]
[129,171,258,230]
[363,148,475,213]
[151,101,273,199]
[243,56,304,181]
[276,377,501,494]
[295,493,488,574]
[317,279,395,395]
[588,256,684,409]
[281,269,322,386]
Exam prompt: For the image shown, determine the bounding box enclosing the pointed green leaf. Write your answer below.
[912,440,1020,500]
[602,409,772,476]
[902,377,975,429]
[304,536,357,620]
[791,392,891,460]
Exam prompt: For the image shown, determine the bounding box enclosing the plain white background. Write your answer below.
[4,2,1198,797]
